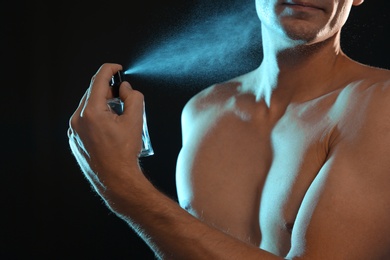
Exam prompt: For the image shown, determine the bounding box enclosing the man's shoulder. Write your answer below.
[340,64,390,103]
[179,80,243,142]
[354,65,390,104]
[182,80,242,118]
[334,65,390,139]
[354,63,390,87]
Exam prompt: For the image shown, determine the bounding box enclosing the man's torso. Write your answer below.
[175,65,390,258]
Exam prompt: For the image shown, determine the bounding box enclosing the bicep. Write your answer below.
[289,129,390,259]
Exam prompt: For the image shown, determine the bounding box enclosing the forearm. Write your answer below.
[104,168,282,260]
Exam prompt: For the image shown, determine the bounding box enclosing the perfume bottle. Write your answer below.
[107,70,154,157]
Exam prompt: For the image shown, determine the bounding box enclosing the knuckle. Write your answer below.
[135,90,144,98]
[67,127,73,138]
[131,91,145,107]
[132,90,144,101]
[90,74,96,83]
[69,114,78,130]
[80,106,93,119]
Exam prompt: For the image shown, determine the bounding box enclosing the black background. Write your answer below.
[2,0,389,259]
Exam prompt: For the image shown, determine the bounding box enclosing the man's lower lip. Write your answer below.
[283,4,322,11]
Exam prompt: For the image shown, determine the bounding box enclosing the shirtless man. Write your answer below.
[68,0,390,259]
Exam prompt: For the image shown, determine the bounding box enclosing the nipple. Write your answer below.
[285,222,294,234]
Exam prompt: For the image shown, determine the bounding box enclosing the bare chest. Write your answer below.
[258,110,331,255]
[176,97,336,255]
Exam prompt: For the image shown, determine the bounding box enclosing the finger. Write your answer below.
[87,63,123,111]
[118,82,145,155]
[79,87,91,117]
[68,88,88,137]
[120,81,145,121]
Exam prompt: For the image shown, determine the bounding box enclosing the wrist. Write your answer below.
[101,164,153,214]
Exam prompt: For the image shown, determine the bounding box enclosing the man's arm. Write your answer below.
[68,63,282,259]
[287,82,390,259]
[68,63,390,259]
[111,172,281,259]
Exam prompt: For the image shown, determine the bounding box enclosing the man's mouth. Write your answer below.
[283,1,323,11]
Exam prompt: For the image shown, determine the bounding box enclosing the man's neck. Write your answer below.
[246,29,351,108]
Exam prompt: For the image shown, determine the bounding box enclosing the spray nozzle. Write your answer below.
[110,70,125,98]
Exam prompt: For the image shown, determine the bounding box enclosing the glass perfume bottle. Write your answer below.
[107,70,154,157]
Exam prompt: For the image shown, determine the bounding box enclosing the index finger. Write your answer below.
[87,63,123,110]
